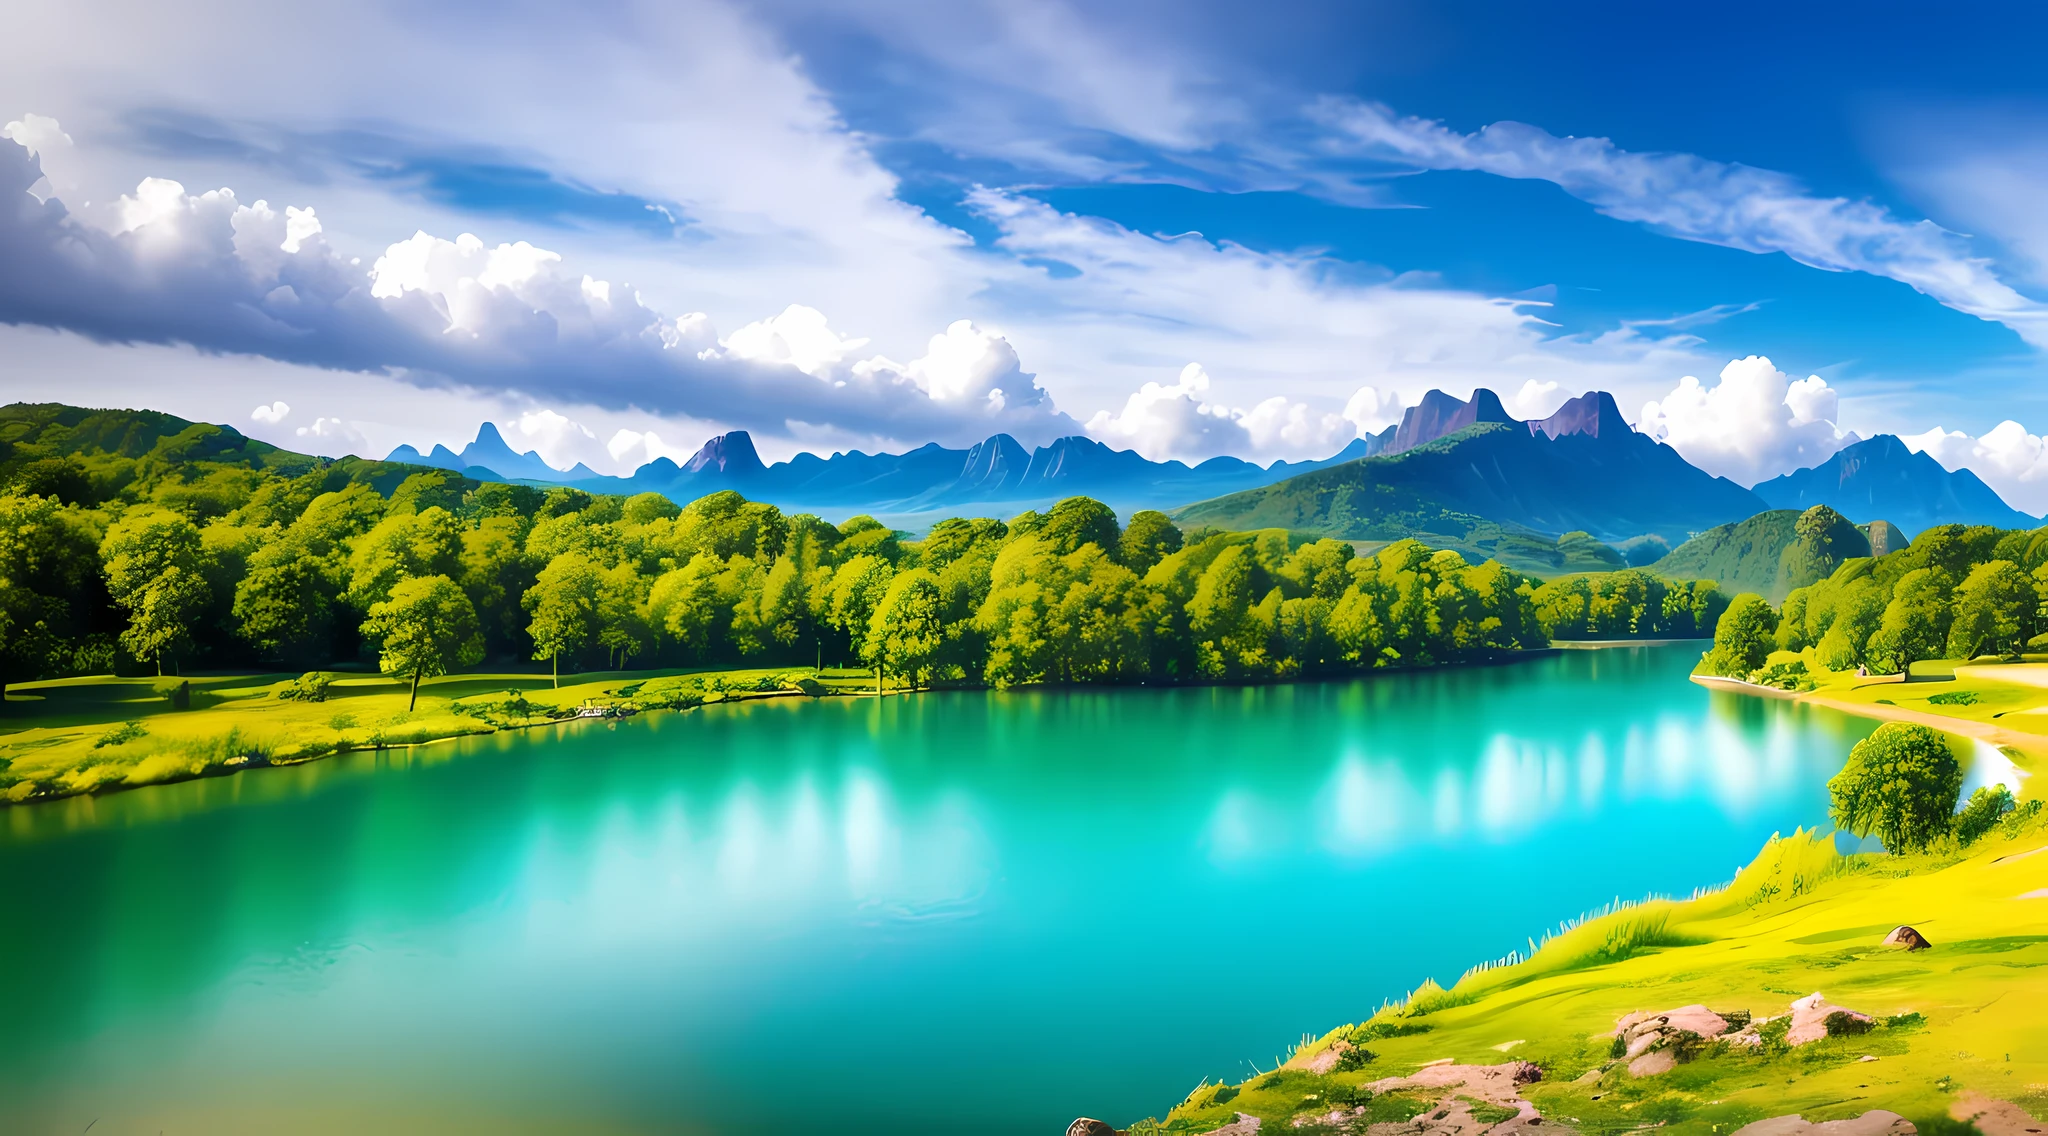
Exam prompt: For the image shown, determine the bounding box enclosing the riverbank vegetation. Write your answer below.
[2,402,1733,802]
[1118,782,2047,1135]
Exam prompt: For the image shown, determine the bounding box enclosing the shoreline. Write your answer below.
[0,640,1701,808]
[1693,671,2048,754]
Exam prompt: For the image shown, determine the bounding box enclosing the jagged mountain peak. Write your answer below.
[683,431,765,476]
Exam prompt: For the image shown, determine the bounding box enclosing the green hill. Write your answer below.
[1172,420,1764,572]
[1652,507,1878,601]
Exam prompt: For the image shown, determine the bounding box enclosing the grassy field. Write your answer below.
[1137,814,2048,1135]
[0,664,891,804]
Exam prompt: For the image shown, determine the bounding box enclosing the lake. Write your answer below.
[0,645,2004,1134]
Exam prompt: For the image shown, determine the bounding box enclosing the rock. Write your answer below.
[1627,1050,1677,1077]
[1951,1093,2048,1136]
[1786,992,1874,1046]
[1858,1055,1879,1063]
[1511,1061,1541,1085]
[1732,1110,1917,1136]
[1882,925,1932,951]
[1199,1113,1261,1136]
[1067,1120,1119,1136]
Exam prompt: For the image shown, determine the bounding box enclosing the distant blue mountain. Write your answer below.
[1752,435,2037,537]
[388,424,1390,518]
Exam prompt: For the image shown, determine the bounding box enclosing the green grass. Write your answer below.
[0,664,891,804]
[1142,818,2048,1135]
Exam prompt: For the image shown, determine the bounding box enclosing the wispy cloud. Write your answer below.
[1311,99,2048,348]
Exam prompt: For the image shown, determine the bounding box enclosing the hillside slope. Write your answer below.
[1173,409,1765,552]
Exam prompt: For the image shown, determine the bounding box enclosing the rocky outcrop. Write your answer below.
[1731,1110,1916,1136]
[1610,1004,1740,1075]
[1066,1120,1120,1136]
[1199,1114,1261,1135]
[1298,1061,1550,1136]
[1786,992,1874,1045]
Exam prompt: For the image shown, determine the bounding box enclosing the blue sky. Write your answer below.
[4,0,2048,504]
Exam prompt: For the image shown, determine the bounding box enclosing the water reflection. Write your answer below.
[1,645,2011,1136]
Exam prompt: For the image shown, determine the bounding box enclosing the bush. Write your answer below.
[1828,723,1964,853]
[1333,1045,1378,1072]
[93,720,147,749]
[1750,658,1815,692]
[1952,784,2016,844]
[276,671,333,702]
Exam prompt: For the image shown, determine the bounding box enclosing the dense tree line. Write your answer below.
[1701,505,2048,678]
[3,417,1731,696]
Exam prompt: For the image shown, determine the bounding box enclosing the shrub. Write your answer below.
[1828,723,1963,853]
[1926,690,1980,706]
[1953,784,2016,845]
[93,720,148,748]
[1334,1045,1378,1072]
[276,671,333,702]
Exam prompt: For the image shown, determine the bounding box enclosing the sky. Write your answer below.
[5,0,2048,507]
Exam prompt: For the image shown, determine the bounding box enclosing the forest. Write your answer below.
[1,404,1724,697]
[1698,504,2048,680]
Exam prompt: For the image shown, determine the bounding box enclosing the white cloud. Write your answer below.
[1085,362,1357,464]
[1316,100,2048,348]
[714,303,870,377]
[1341,386,1404,436]
[294,415,367,457]
[250,400,289,424]
[607,428,697,470]
[1505,379,1571,420]
[1902,421,2048,514]
[502,409,606,474]
[1639,356,1854,485]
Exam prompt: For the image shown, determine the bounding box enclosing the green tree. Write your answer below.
[1698,592,1776,678]
[864,569,946,687]
[101,508,211,675]
[346,506,464,610]
[1117,511,1182,575]
[234,537,337,664]
[1947,559,2029,659]
[361,575,484,711]
[1952,783,2016,845]
[1827,722,1963,854]
[1038,496,1121,556]
[525,552,602,687]
[1865,567,1952,674]
[648,553,726,658]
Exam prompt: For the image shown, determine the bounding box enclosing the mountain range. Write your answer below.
[389,424,1388,520]
[389,390,2042,556]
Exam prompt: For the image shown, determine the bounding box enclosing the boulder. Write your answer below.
[1882,925,1932,951]
[1067,1120,1119,1136]
[1951,1092,2048,1136]
[1198,1114,1261,1135]
[1627,1050,1676,1077]
[1786,992,1874,1046]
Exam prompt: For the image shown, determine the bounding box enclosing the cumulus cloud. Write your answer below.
[1639,356,1854,485]
[1341,386,1404,436]
[294,415,367,457]
[250,400,289,424]
[0,126,1075,451]
[1085,362,1358,464]
[1505,379,1572,420]
[607,428,698,470]
[1902,421,2048,515]
[1316,100,2048,348]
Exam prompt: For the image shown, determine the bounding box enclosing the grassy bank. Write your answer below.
[0,665,889,804]
[1127,810,2048,1135]
[1697,650,2048,777]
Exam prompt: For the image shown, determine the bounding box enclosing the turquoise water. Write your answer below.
[0,645,1967,1134]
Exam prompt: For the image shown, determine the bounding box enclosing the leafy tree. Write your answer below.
[346,506,464,610]
[1865,567,1952,674]
[101,508,211,675]
[362,575,484,710]
[1038,496,1121,556]
[1828,723,1963,854]
[525,552,603,686]
[864,569,946,687]
[1698,592,1776,677]
[234,538,338,664]
[1947,559,2029,659]
[1118,511,1182,575]
[596,561,652,669]
[827,554,895,656]
[648,553,726,658]
[1813,578,1883,670]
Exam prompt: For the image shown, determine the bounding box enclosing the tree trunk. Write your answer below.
[156,655,163,677]
[875,665,882,696]
[553,653,559,689]
[409,667,422,713]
